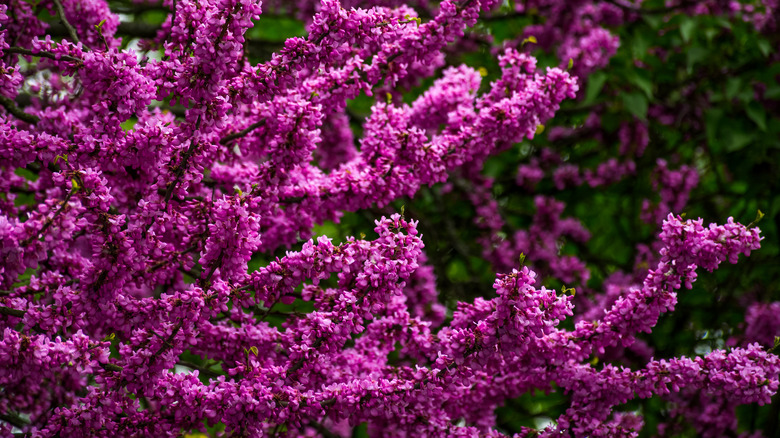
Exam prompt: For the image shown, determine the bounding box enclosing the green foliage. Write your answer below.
[246,16,306,42]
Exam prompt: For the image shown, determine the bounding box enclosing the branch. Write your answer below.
[219,119,266,145]
[148,319,183,365]
[100,362,123,372]
[200,250,224,287]
[0,94,39,124]
[117,21,160,38]
[4,46,83,64]
[47,21,284,57]
[21,191,74,247]
[146,244,199,273]
[0,412,29,429]
[52,0,82,45]
[162,140,200,209]
[0,306,26,318]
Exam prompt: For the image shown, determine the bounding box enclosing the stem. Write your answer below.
[0,94,38,124]
[100,362,123,372]
[52,0,82,46]
[149,319,183,364]
[200,250,224,287]
[145,244,199,273]
[219,119,266,145]
[163,141,199,210]
[258,300,277,320]
[0,412,29,429]
[3,47,82,64]
[21,191,74,247]
[0,306,26,318]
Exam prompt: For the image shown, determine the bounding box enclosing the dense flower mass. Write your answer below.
[1,0,779,437]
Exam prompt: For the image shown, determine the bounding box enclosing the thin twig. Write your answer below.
[163,141,199,209]
[145,244,199,273]
[200,251,224,287]
[149,319,183,364]
[21,191,74,247]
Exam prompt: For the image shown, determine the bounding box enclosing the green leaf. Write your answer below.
[600,112,621,132]
[13,267,36,288]
[14,167,39,182]
[622,92,648,120]
[121,118,137,131]
[521,35,537,46]
[446,259,470,283]
[248,17,305,42]
[631,29,650,60]
[714,16,732,30]
[352,423,369,438]
[764,84,780,100]
[723,128,755,152]
[725,77,742,100]
[584,72,607,104]
[627,70,653,98]
[680,17,696,43]
[745,101,767,131]
[642,14,663,29]
[686,47,709,71]
[13,192,35,207]
[705,108,724,152]
[757,39,772,57]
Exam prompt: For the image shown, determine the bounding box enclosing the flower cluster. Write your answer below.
[0,0,778,437]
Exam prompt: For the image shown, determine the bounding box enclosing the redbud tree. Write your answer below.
[1,0,779,436]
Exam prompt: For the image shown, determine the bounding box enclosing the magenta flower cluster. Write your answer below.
[0,0,777,437]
